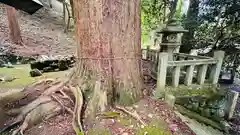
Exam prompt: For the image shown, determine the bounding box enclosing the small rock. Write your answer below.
[220,120,230,133]
[121,132,128,135]
[43,67,55,72]
[30,69,42,77]
[3,76,17,82]
[165,94,176,108]
[3,62,13,68]
[133,105,139,109]
[129,125,134,128]
[6,62,13,68]
[169,124,178,132]
[104,119,115,125]
[147,114,153,118]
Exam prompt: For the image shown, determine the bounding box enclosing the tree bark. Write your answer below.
[180,0,200,53]
[73,0,143,115]
[6,5,22,44]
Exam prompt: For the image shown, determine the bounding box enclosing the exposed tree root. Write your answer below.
[115,106,146,126]
[11,101,62,135]
[0,79,72,134]
[1,75,142,135]
[41,81,68,96]
[0,77,86,135]
[59,88,74,104]
[0,78,55,107]
[51,94,73,114]
[86,81,108,118]
[69,85,84,134]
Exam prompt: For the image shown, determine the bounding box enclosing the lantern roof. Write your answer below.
[157,19,188,34]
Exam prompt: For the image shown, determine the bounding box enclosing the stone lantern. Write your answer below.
[156,19,188,60]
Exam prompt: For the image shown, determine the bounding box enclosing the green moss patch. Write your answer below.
[87,128,111,135]
[136,121,170,135]
[0,65,35,88]
[0,65,70,88]
[117,115,138,127]
[166,84,217,98]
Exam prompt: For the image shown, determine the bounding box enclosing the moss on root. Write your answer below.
[0,133,10,135]
[117,87,142,106]
[118,90,136,106]
[87,128,111,135]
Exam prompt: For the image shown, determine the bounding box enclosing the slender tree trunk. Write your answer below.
[6,5,22,44]
[69,0,74,20]
[73,0,143,116]
[180,0,200,53]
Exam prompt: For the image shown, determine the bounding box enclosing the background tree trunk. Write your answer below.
[6,5,22,44]
[180,0,200,53]
[73,0,143,115]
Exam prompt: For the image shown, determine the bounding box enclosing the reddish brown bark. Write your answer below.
[74,0,143,109]
[6,5,22,44]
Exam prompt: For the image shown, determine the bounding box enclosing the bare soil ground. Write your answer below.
[0,5,196,135]
[0,4,76,56]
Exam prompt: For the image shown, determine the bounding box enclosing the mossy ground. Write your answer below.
[0,65,35,88]
[0,64,71,88]
[87,128,111,135]
[136,121,171,135]
[166,84,218,97]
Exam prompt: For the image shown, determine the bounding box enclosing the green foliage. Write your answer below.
[195,0,240,50]
[78,131,84,135]
[141,0,166,44]
[174,0,183,19]
[141,0,187,45]
[193,0,240,69]
[101,111,120,118]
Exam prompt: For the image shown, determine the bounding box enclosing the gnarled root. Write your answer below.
[69,85,84,134]
[11,100,62,135]
[0,78,55,108]
[115,106,146,126]
[1,79,73,135]
[2,78,85,135]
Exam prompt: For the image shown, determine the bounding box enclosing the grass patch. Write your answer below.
[0,65,70,88]
[0,65,35,87]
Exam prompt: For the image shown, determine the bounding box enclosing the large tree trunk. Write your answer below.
[73,0,143,116]
[6,5,22,44]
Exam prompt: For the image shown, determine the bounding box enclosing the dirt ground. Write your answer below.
[0,5,197,135]
[0,4,76,56]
